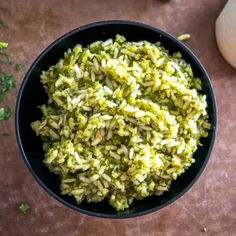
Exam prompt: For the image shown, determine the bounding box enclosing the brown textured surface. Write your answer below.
[0,0,236,235]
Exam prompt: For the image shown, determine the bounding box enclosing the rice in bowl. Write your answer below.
[31,35,210,211]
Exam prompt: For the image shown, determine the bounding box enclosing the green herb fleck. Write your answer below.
[0,107,12,121]
[15,63,25,71]
[0,19,8,28]
[18,203,30,214]
[0,73,15,120]
[0,73,15,96]
[0,42,13,64]
[0,42,8,49]
[0,38,15,121]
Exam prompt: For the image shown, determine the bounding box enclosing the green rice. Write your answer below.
[31,35,210,211]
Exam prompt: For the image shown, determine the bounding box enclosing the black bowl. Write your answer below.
[15,20,217,218]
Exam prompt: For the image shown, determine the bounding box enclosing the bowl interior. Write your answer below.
[16,21,217,218]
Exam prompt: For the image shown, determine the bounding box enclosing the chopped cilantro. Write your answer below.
[0,42,8,49]
[0,73,15,95]
[0,107,12,121]
[0,37,16,121]
[18,203,30,214]
[0,42,12,64]
[0,73,15,120]
[15,63,25,71]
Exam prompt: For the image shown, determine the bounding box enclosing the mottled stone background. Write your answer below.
[0,0,235,235]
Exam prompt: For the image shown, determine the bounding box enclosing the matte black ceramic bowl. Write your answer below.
[15,20,217,218]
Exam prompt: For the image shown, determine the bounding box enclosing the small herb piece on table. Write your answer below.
[0,73,15,92]
[0,73,15,104]
[0,42,8,49]
[0,58,15,121]
[0,107,12,121]
[0,21,15,121]
[0,42,12,65]
[18,203,30,214]
[15,63,25,71]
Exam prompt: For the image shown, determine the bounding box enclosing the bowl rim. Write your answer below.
[15,19,217,219]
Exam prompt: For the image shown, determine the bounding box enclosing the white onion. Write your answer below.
[215,0,236,68]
